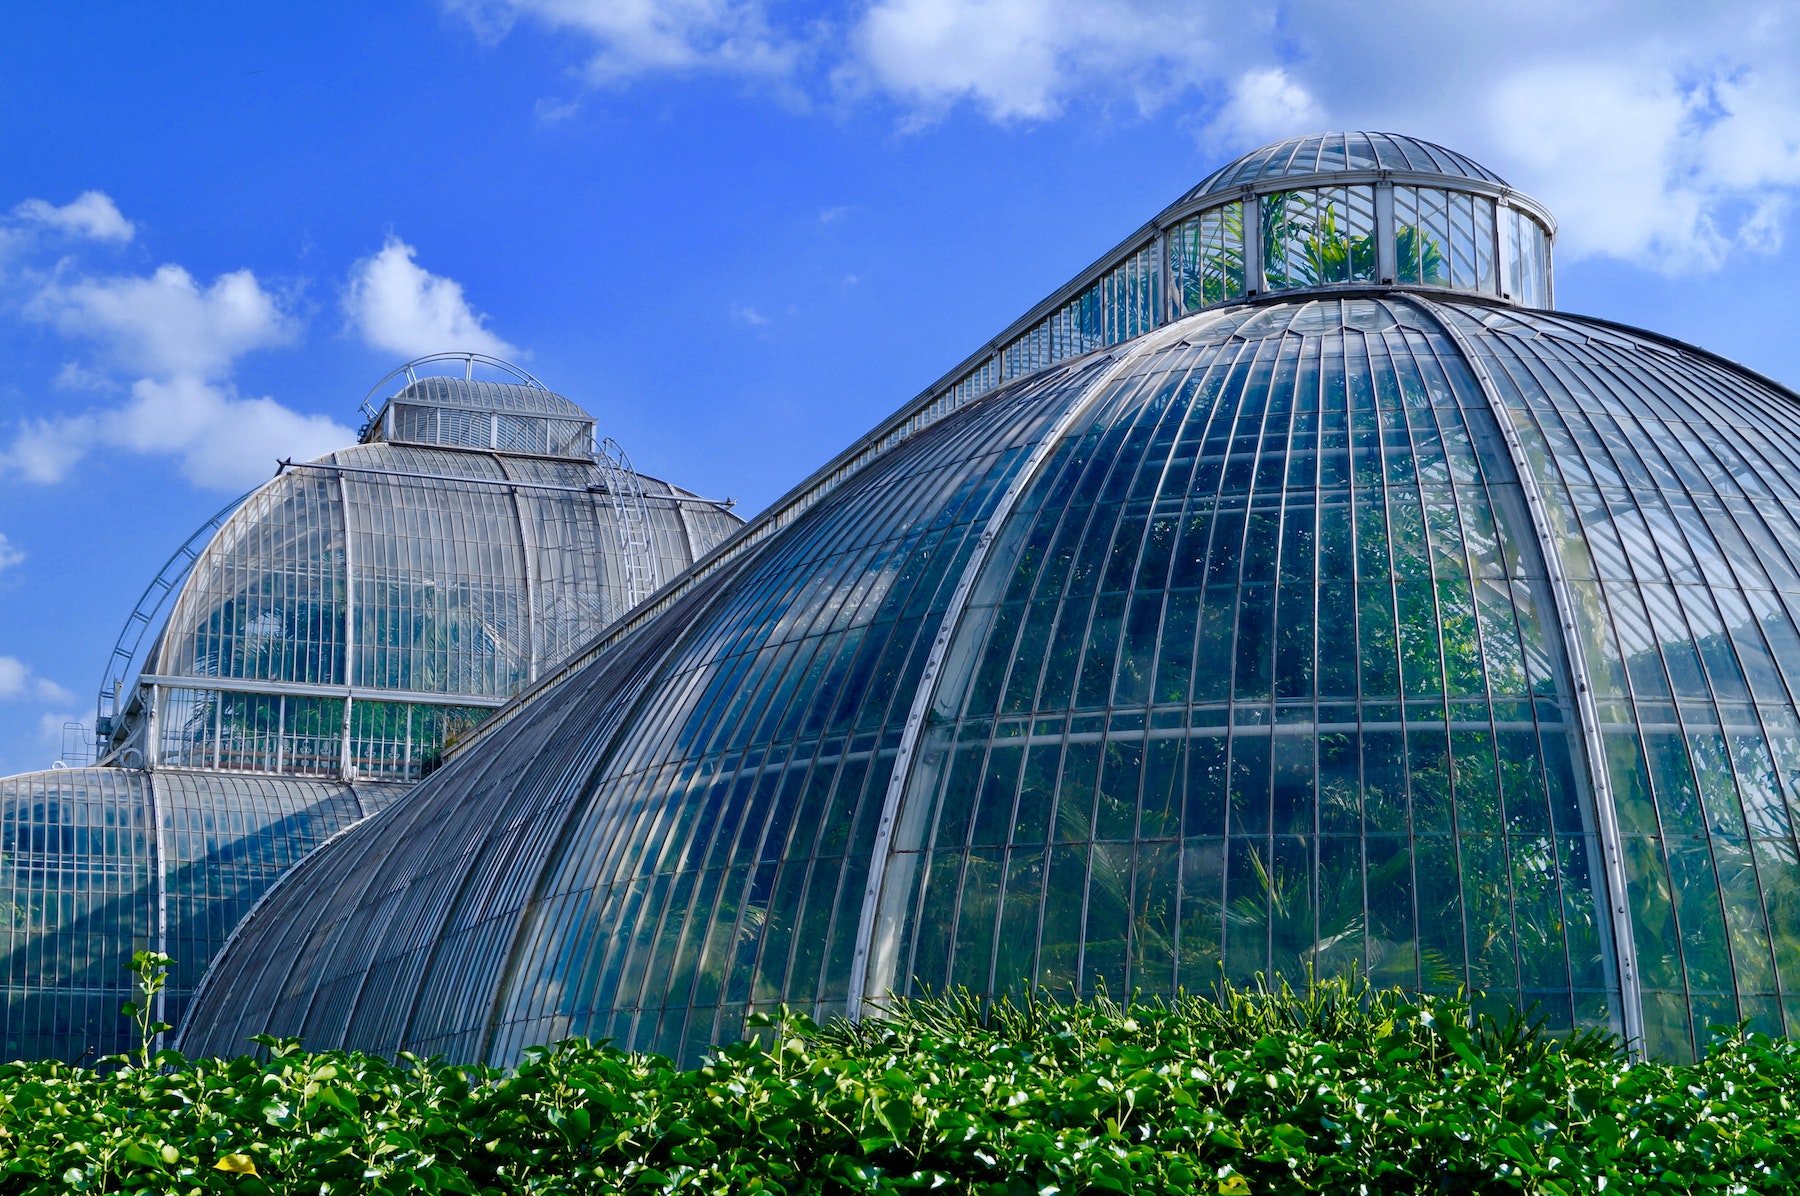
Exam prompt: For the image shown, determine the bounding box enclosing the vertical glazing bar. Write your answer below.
[336,468,357,779]
[848,316,1201,1019]
[1242,188,1262,297]
[275,694,285,775]
[341,694,355,782]
[1496,203,1515,302]
[1154,227,1169,327]
[1544,227,1556,309]
[1412,296,1645,1054]
[1375,181,1396,284]
[145,683,160,769]
[498,467,540,682]
[148,770,169,1040]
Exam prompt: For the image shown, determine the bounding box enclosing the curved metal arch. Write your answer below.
[1409,294,1644,1055]
[847,312,1208,1019]
[95,491,251,752]
[358,353,548,424]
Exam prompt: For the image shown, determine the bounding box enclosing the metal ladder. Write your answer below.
[593,437,659,617]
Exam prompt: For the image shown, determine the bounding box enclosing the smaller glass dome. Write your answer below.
[1183,132,1508,202]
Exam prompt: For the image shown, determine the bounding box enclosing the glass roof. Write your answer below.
[1182,132,1508,202]
[388,376,591,420]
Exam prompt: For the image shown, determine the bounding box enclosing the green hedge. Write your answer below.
[3,983,1798,1194]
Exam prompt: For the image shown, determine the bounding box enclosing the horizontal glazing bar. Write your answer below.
[137,675,510,708]
[277,460,734,507]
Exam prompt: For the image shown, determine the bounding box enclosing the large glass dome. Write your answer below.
[0,357,742,1062]
[181,138,1800,1066]
[103,360,741,781]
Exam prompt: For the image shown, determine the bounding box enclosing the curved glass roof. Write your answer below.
[1182,132,1509,203]
[388,377,591,420]
[191,288,1800,1070]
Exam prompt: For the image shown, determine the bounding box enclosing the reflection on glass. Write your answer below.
[1395,186,1498,295]
[1506,209,1550,307]
[1169,202,1245,314]
[879,299,1611,1039]
[1261,187,1378,291]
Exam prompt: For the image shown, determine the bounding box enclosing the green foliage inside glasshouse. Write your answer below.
[4,975,1798,1195]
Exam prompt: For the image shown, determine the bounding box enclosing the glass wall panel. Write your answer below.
[1261,187,1378,291]
[0,768,402,1062]
[1443,299,1800,1058]
[1506,209,1551,307]
[871,297,1615,1036]
[476,355,1128,1060]
[139,434,738,782]
[1394,187,1500,295]
[1168,203,1246,314]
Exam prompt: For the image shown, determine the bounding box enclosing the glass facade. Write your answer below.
[1433,301,1800,1059]
[866,301,1609,1040]
[913,133,1554,436]
[1262,186,1379,292]
[0,365,741,1062]
[176,138,1800,1070]
[104,377,741,783]
[0,767,405,1061]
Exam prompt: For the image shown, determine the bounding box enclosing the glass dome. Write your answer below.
[183,286,1800,1067]
[889,136,1557,462]
[1183,132,1510,200]
[0,358,743,1063]
[103,363,742,783]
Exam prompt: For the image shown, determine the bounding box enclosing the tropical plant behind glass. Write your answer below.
[1262,191,1377,291]
[1180,202,1246,311]
[1395,222,1448,286]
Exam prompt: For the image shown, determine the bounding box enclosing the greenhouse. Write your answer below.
[0,357,741,1060]
[182,134,1800,1065]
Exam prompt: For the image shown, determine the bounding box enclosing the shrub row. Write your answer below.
[2,982,1798,1194]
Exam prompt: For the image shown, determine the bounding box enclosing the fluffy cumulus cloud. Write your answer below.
[12,191,135,242]
[0,533,22,574]
[1203,66,1322,148]
[5,240,353,489]
[446,0,796,83]
[29,264,297,379]
[451,0,1800,274]
[8,377,351,490]
[849,0,1214,121]
[0,657,75,706]
[343,237,517,360]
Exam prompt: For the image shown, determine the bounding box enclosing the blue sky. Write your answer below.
[2,0,1798,774]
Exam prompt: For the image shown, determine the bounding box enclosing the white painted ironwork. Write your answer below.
[847,314,1204,1020]
[593,436,660,614]
[95,493,248,757]
[1414,295,1646,1056]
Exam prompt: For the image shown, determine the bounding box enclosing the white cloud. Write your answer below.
[7,377,352,490]
[452,0,1800,274]
[1487,59,1800,271]
[446,0,796,83]
[12,191,134,242]
[850,0,1213,121]
[0,657,76,706]
[52,360,121,393]
[0,533,22,573]
[6,256,352,490]
[29,264,298,379]
[343,237,517,360]
[1210,68,1321,147]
